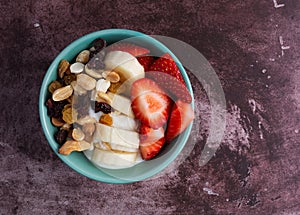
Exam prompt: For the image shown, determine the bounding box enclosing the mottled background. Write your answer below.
[1,0,300,214]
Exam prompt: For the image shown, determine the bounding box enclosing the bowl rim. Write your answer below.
[39,29,194,183]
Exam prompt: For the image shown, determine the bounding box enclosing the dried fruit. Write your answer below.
[82,123,95,136]
[46,98,67,119]
[76,50,90,64]
[52,85,73,101]
[70,62,84,74]
[48,80,63,94]
[99,114,113,126]
[58,60,70,79]
[62,105,77,124]
[51,117,65,127]
[96,79,110,93]
[92,38,106,52]
[58,140,90,155]
[96,92,112,104]
[63,74,76,85]
[77,74,96,91]
[54,129,68,145]
[62,123,71,131]
[72,127,85,141]
[106,71,120,83]
[94,102,112,114]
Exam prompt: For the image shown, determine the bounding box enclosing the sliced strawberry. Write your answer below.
[132,92,171,129]
[139,124,164,142]
[139,125,166,160]
[107,43,150,57]
[137,56,155,71]
[166,100,194,142]
[131,78,172,129]
[131,78,166,101]
[147,53,192,103]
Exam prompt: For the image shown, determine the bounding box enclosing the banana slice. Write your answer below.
[110,112,139,131]
[107,92,135,118]
[94,123,139,150]
[91,148,138,168]
[104,51,144,85]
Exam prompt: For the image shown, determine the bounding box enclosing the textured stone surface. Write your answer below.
[1,0,300,214]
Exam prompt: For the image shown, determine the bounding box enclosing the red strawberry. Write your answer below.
[131,78,172,129]
[166,100,194,142]
[139,125,165,160]
[107,43,150,57]
[137,56,155,71]
[131,77,165,100]
[147,53,192,103]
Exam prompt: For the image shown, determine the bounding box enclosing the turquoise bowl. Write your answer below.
[39,29,194,184]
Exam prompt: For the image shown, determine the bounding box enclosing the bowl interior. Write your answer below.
[39,29,194,183]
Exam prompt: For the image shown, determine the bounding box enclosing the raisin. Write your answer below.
[63,74,76,85]
[87,53,105,70]
[46,98,67,119]
[94,102,112,114]
[93,38,106,52]
[54,129,68,145]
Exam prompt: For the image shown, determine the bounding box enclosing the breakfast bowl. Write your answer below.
[39,29,194,184]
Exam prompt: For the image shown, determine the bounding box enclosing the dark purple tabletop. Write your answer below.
[1,0,299,214]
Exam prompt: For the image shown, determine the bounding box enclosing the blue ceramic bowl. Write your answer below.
[39,29,194,183]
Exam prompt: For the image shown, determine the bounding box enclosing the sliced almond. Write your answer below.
[77,74,96,91]
[52,85,73,101]
[58,140,91,155]
[70,62,84,74]
[82,123,95,136]
[71,81,87,95]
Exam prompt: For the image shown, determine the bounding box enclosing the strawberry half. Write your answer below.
[139,125,165,160]
[107,43,150,57]
[137,56,155,71]
[166,100,194,142]
[131,78,172,129]
[147,53,192,103]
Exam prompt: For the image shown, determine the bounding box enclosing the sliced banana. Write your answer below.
[107,92,135,118]
[110,112,139,131]
[91,148,138,168]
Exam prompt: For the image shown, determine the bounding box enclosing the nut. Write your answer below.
[101,70,111,79]
[52,85,73,101]
[72,127,85,141]
[62,105,77,124]
[96,92,112,104]
[106,71,120,83]
[48,80,63,94]
[99,114,113,126]
[82,123,95,136]
[84,65,103,79]
[76,50,90,64]
[108,82,126,94]
[96,79,111,93]
[58,140,91,155]
[58,60,70,78]
[71,81,87,95]
[51,117,65,127]
[76,115,97,125]
[70,62,84,74]
[77,74,96,91]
